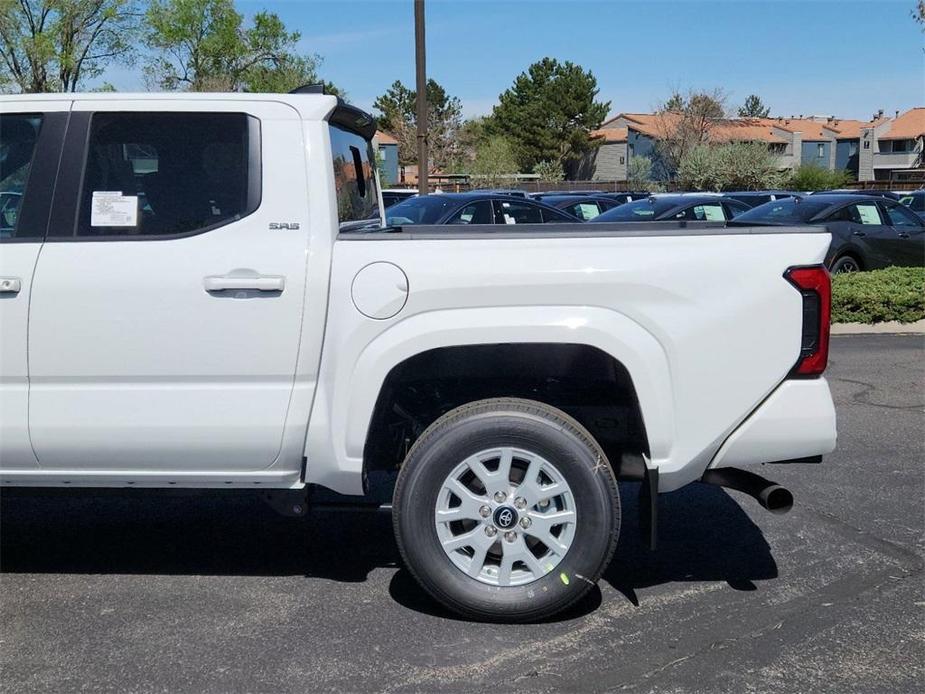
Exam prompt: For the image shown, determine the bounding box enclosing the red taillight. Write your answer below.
[785,266,831,376]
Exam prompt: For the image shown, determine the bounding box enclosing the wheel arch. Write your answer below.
[830,250,865,272]
[304,306,672,496]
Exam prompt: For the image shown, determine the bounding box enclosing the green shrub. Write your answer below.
[676,142,784,191]
[532,159,563,182]
[787,164,852,191]
[831,267,925,324]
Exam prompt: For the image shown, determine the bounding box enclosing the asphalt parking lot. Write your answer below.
[1,334,922,694]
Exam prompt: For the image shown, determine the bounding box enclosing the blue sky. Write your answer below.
[105,0,923,121]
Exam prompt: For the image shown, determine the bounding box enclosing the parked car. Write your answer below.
[731,194,924,273]
[532,194,622,220]
[722,191,797,207]
[597,191,654,204]
[469,188,530,198]
[590,194,751,223]
[529,189,601,199]
[809,189,903,201]
[381,188,417,208]
[0,92,837,623]
[899,190,925,220]
[382,192,578,226]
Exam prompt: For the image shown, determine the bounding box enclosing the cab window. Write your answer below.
[0,114,42,239]
[331,124,380,226]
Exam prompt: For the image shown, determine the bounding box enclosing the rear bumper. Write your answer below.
[708,378,837,470]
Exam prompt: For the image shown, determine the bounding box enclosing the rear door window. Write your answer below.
[722,202,746,219]
[678,203,726,221]
[496,199,543,224]
[881,203,923,229]
[564,201,601,220]
[848,203,884,225]
[447,201,494,224]
[75,112,257,237]
[898,193,923,212]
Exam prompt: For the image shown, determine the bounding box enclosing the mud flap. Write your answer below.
[639,464,659,551]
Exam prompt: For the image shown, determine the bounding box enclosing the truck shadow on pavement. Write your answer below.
[387,482,778,621]
[0,482,776,619]
[603,482,779,607]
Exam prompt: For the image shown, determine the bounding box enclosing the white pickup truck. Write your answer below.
[0,92,837,621]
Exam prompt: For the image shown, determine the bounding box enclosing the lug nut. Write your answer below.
[484,526,497,537]
[519,516,532,529]
[514,497,527,510]
[479,505,491,518]
[504,531,517,542]
[493,491,507,503]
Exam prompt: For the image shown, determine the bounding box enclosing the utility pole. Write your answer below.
[414,0,428,194]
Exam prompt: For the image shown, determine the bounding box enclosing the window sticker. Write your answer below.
[577,203,600,220]
[703,205,726,221]
[856,205,880,225]
[91,191,138,227]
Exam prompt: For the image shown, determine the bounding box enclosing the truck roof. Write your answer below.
[0,92,376,136]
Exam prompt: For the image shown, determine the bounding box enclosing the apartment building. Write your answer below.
[586,108,924,183]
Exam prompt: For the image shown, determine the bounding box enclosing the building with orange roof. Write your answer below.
[583,107,924,183]
[587,112,804,180]
[860,107,924,182]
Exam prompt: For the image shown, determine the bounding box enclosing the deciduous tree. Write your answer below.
[0,0,140,93]
[144,0,334,94]
[489,58,609,174]
[373,78,462,173]
[444,116,490,173]
[627,155,653,189]
[654,88,727,178]
[468,135,519,188]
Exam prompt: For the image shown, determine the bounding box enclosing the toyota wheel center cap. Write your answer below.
[492,505,518,530]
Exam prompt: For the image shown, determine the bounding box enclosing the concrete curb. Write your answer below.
[831,319,925,335]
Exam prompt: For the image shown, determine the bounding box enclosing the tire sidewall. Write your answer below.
[395,406,619,620]
[832,255,860,274]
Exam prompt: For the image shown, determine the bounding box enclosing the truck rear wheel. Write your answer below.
[392,398,620,622]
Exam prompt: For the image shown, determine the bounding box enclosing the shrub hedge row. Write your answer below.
[831,266,925,324]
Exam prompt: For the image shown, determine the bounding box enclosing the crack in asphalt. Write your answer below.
[611,564,922,693]
[829,376,924,411]
[801,507,924,571]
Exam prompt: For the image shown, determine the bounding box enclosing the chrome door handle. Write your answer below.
[852,230,866,237]
[0,277,22,294]
[204,274,285,293]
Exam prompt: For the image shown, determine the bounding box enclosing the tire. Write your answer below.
[830,255,862,274]
[392,397,620,622]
